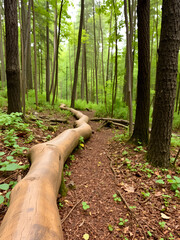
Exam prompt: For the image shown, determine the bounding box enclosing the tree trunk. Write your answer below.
[81,45,84,99]
[46,0,50,102]
[5,0,22,113]
[32,0,38,106]
[0,105,92,240]
[130,0,150,145]
[49,1,57,95]
[124,0,133,135]
[52,0,64,105]
[92,0,98,104]
[175,72,180,112]
[21,0,31,115]
[99,4,105,106]
[111,0,118,117]
[71,0,84,108]
[0,2,6,88]
[147,0,180,167]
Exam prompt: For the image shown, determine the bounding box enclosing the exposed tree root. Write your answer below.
[0,104,92,240]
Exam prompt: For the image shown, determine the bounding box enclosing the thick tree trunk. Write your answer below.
[0,105,92,240]
[5,0,22,113]
[147,0,180,167]
[130,0,150,145]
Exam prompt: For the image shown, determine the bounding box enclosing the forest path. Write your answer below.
[59,113,123,239]
[59,111,180,240]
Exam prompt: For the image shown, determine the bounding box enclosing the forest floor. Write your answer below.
[0,108,180,240]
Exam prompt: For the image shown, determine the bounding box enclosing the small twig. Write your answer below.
[107,154,116,177]
[97,121,109,131]
[173,148,180,165]
[109,121,128,129]
[0,172,17,184]
[139,195,151,204]
[61,198,83,224]
[117,190,147,240]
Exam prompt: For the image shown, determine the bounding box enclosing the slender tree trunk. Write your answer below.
[46,0,50,102]
[5,0,22,113]
[147,0,180,167]
[49,1,57,95]
[32,0,38,106]
[105,10,112,111]
[111,0,118,117]
[83,43,88,103]
[130,0,150,145]
[92,0,98,104]
[52,0,64,105]
[81,45,84,99]
[21,0,31,115]
[69,43,72,92]
[124,0,133,135]
[71,0,84,108]
[26,28,32,90]
[99,4,105,105]
[0,3,5,88]
[175,72,180,112]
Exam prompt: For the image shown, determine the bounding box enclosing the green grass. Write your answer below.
[0,89,179,132]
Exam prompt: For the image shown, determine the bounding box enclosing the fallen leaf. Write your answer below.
[161,213,170,220]
[123,183,135,193]
[83,233,89,240]
[155,191,162,197]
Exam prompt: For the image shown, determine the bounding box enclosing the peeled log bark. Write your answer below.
[0,105,92,240]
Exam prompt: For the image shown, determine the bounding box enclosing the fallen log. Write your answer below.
[90,117,130,125]
[0,104,92,240]
[109,121,128,129]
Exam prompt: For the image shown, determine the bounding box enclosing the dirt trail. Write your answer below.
[60,117,122,240]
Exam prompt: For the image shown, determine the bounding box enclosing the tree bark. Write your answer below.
[0,2,6,88]
[5,0,22,113]
[111,0,118,118]
[32,0,38,106]
[71,0,84,108]
[49,1,57,95]
[52,0,64,105]
[124,0,133,135]
[147,0,180,167]
[92,0,98,104]
[46,0,50,102]
[130,0,150,145]
[0,105,92,240]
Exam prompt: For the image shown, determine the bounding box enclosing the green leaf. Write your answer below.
[5,163,21,171]
[147,231,152,237]
[0,195,4,204]
[6,191,11,199]
[166,174,172,179]
[0,183,9,191]
[6,156,14,161]
[108,224,114,232]
[122,150,128,156]
[0,152,5,156]
[156,179,165,184]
